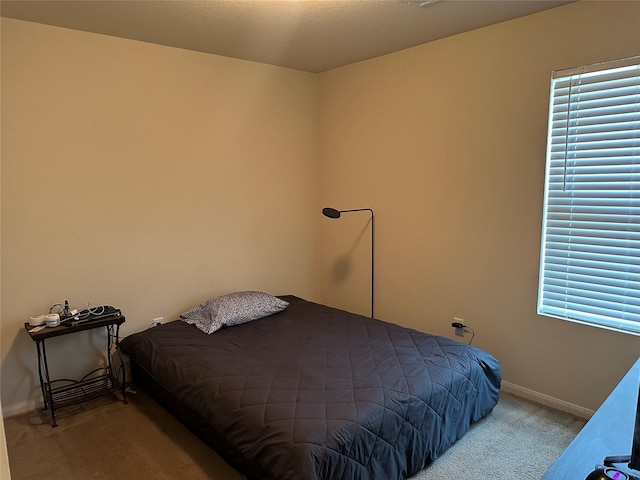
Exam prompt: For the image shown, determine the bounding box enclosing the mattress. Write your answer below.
[120,295,501,480]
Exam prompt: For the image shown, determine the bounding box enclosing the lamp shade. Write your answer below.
[322,207,341,219]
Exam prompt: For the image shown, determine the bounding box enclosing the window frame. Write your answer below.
[537,56,640,336]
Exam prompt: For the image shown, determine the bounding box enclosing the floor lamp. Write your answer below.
[322,207,375,318]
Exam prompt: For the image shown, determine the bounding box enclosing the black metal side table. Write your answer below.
[24,314,128,427]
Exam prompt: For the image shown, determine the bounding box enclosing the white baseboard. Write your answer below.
[501,381,594,420]
[2,398,41,419]
[3,382,595,421]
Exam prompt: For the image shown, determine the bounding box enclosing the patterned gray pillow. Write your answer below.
[180,291,289,334]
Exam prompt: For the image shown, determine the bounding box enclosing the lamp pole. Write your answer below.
[322,207,375,318]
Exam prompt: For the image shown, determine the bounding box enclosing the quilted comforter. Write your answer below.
[120,295,501,480]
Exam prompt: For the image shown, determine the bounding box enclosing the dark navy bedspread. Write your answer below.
[120,295,501,480]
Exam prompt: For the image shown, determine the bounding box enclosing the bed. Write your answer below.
[120,293,501,480]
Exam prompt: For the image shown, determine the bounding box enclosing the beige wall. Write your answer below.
[318,0,640,412]
[0,18,8,478]
[0,18,319,414]
[0,402,10,480]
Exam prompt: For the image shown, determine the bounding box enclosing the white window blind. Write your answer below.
[538,56,640,335]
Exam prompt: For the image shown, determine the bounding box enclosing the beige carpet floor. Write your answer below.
[4,389,585,479]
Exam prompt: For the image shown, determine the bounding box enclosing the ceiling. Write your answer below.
[0,0,573,73]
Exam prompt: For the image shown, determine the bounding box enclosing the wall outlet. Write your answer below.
[452,317,465,337]
[151,317,164,327]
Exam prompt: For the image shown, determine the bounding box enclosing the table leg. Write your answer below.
[107,324,128,405]
[40,340,57,427]
[35,340,48,410]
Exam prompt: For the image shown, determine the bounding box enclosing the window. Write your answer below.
[538,56,640,335]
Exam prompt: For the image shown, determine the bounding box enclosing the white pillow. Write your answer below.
[180,291,289,334]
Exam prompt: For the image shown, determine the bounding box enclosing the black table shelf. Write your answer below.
[24,314,128,427]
